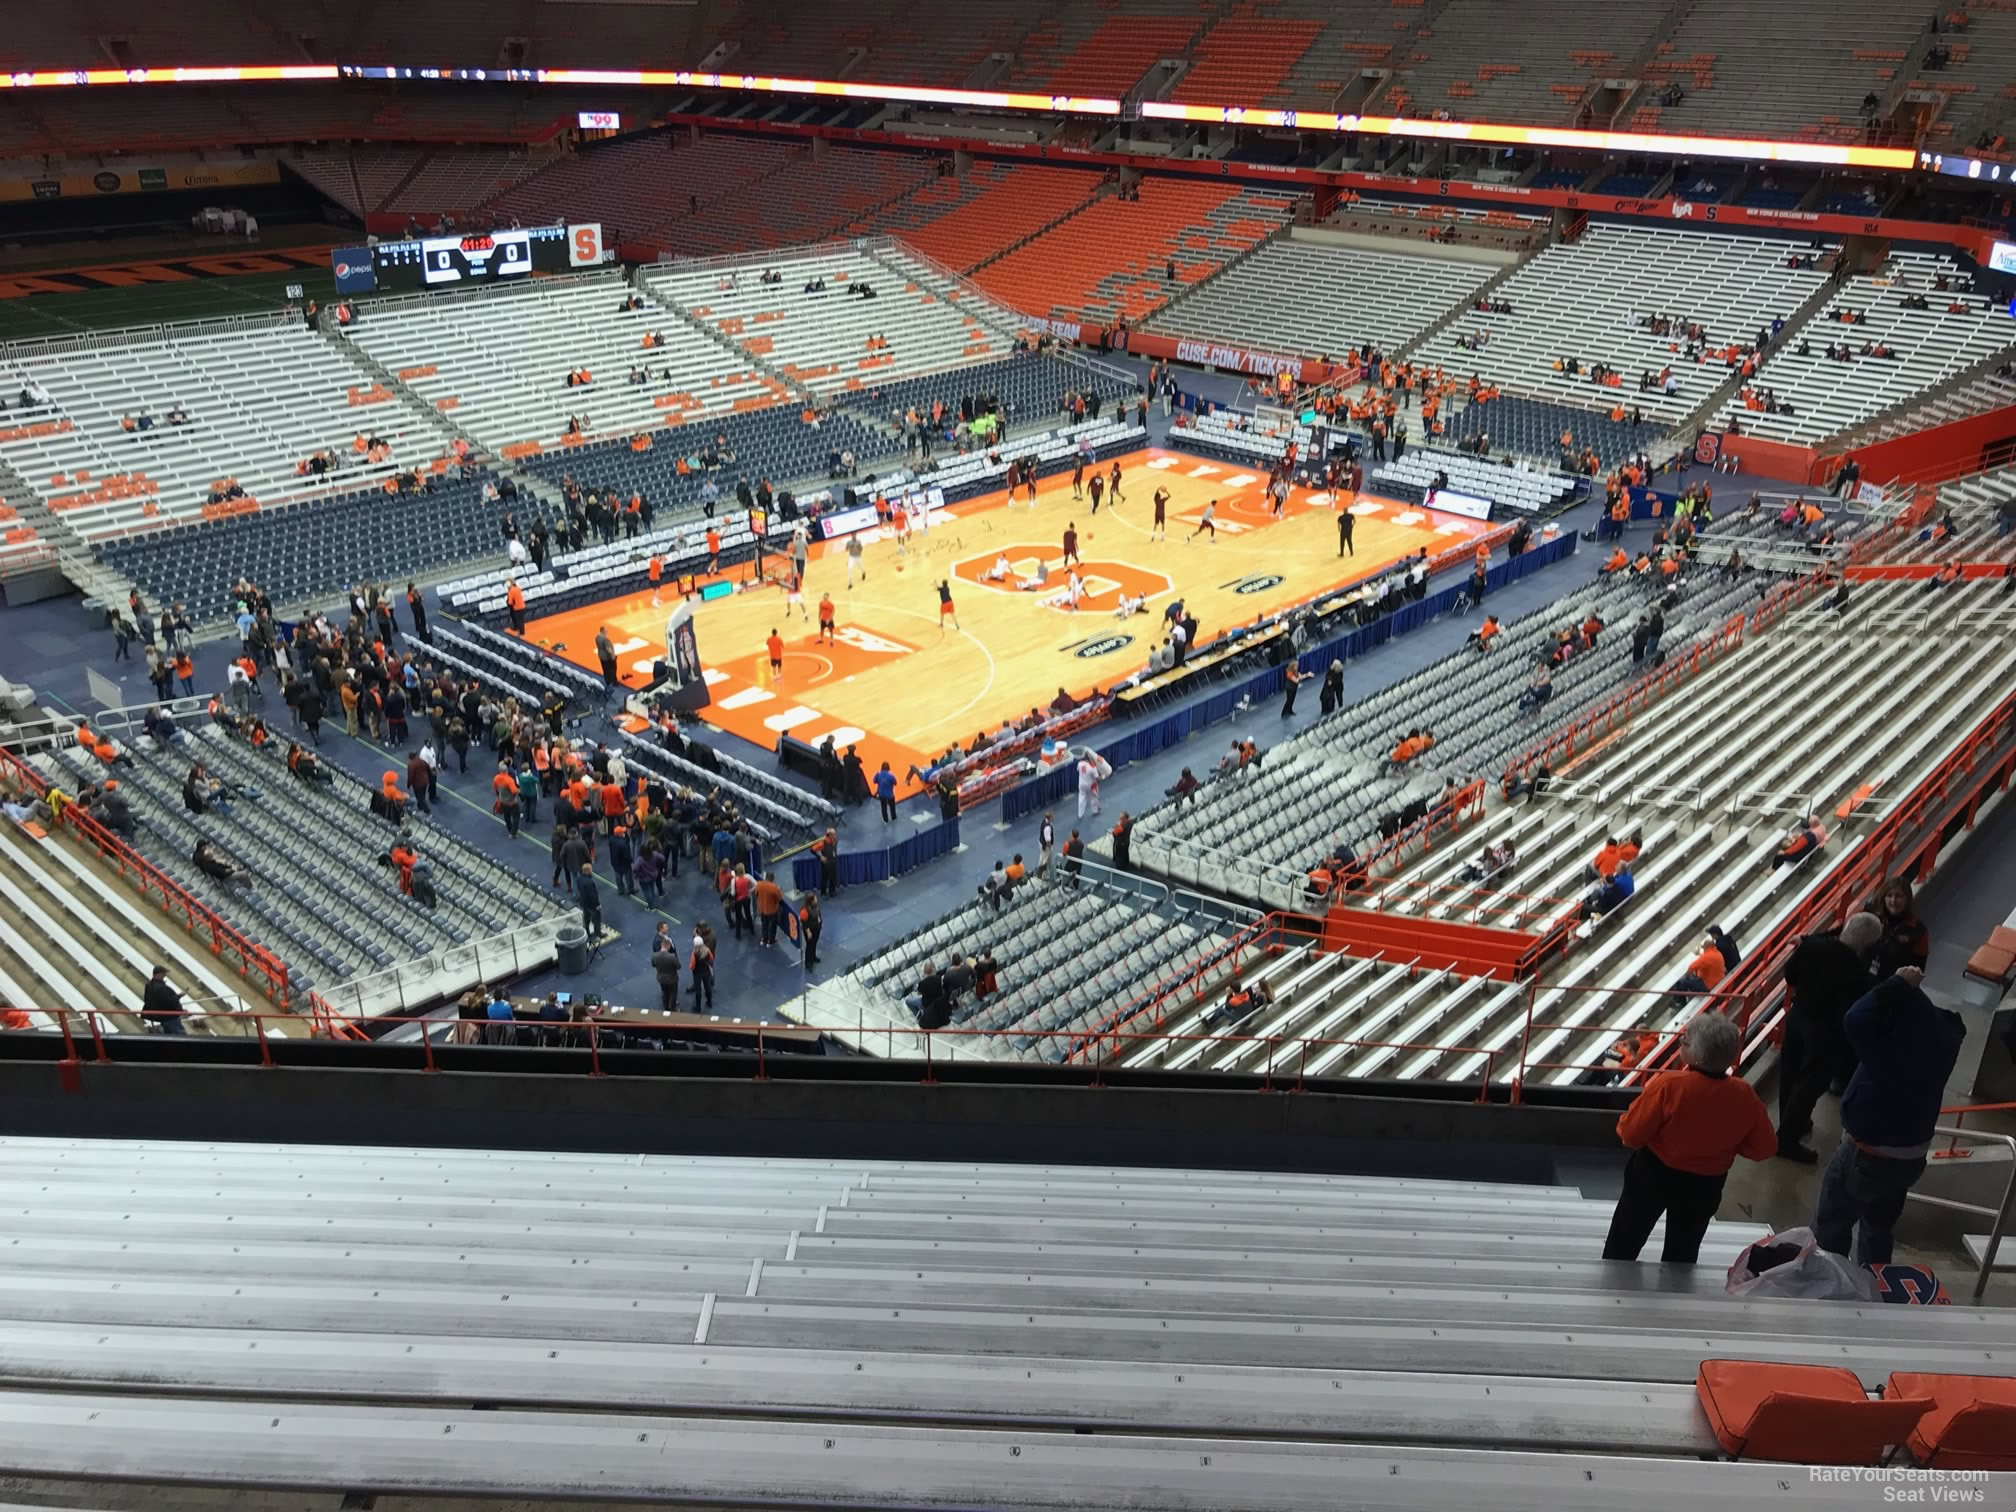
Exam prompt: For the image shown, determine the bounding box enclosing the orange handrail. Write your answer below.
[1725,683,2016,1045]
[0,742,290,1006]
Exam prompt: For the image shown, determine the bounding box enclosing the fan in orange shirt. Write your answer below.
[1672,934,1727,1000]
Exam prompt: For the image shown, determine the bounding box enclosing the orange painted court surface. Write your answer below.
[525,446,1491,796]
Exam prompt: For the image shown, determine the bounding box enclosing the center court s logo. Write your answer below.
[1068,634,1134,659]
[1230,574,1285,595]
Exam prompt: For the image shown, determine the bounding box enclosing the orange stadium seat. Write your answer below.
[1696,1362,1931,1465]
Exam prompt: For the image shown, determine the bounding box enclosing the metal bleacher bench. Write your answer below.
[0,1138,2013,1507]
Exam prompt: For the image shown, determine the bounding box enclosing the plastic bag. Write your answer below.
[1725,1226,1876,1302]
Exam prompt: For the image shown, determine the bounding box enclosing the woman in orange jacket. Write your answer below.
[1601,1013,1775,1263]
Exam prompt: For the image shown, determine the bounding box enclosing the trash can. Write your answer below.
[555,922,589,976]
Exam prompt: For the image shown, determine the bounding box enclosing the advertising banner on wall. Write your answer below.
[0,159,279,202]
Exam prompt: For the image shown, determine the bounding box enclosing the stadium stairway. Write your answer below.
[0,1138,2010,1509]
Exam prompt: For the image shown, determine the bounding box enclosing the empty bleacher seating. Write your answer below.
[1358,576,2016,1088]
[37,724,565,1010]
[1144,232,1501,357]
[1009,2,1216,97]
[0,319,444,543]
[97,471,501,621]
[513,398,891,529]
[1373,446,1580,516]
[1442,394,1662,472]
[1648,0,1931,141]
[1264,0,1397,108]
[386,146,552,215]
[0,1137,2006,1506]
[855,163,1102,277]
[838,352,1138,439]
[855,0,1053,86]
[1169,14,1326,105]
[1414,225,1831,427]
[479,133,802,249]
[643,243,1016,396]
[1129,566,1759,915]
[1845,362,2016,447]
[343,270,785,456]
[1394,0,1668,124]
[807,871,1241,1060]
[1715,253,2012,443]
[0,800,267,1040]
[667,147,939,256]
[283,146,413,216]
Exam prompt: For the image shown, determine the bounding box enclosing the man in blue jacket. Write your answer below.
[1811,967,1965,1265]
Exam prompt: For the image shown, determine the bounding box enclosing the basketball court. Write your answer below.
[525,445,1493,796]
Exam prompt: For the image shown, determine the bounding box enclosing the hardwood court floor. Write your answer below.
[526,447,1490,796]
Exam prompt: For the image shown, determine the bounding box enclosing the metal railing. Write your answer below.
[1500,610,1748,784]
[1352,874,1583,935]
[0,540,59,579]
[24,1003,1520,1099]
[1917,1102,2016,1301]
[316,916,574,1024]
[22,987,1747,1105]
[1,697,208,752]
[4,308,292,360]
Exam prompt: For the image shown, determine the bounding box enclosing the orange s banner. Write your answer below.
[569,223,604,268]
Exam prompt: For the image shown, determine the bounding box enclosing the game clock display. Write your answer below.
[371,225,572,290]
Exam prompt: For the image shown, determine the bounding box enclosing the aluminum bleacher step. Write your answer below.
[0,1321,1717,1456]
[0,1390,1847,1510]
[3,1139,2009,1505]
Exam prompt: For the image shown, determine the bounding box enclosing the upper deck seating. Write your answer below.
[1713,253,2011,444]
[343,272,784,456]
[1413,225,1831,427]
[643,245,1015,397]
[1143,235,1498,356]
[0,320,439,544]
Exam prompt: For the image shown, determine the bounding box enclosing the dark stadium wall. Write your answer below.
[0,1057,1624,1183]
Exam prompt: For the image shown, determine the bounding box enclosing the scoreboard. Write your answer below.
[330,224,606,295]
[379,227,547,287]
